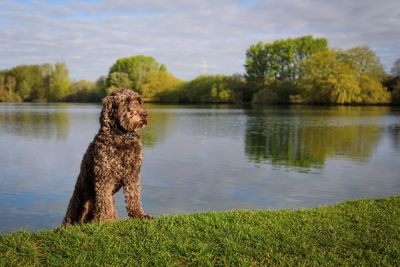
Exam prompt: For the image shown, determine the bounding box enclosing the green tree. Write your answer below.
[245,41,271,87]
[338,46,385,80]
[141,71,181,102]
[8,65,32,100]
[338,47,390,103]
[0,73,5,93]
[159,64,167,72]
[245,36,328,103]
[107,72,132,93]
[245,36,328,86]
[393,82,400,104]
[0,74,21,102]
[64,80,98,102]
[386,59,400,103]
[384,75,400,104]
[0,72,5,101]
[9,65,43,101]
[5,75,16,95]
[49,63,72,102]
[95,75,108,99]
[359,74,391,104]
[40,63,53,101]
[299,49,390,104]
[391,58,400,76]
[299,50,362,104]
[108,55,160,92]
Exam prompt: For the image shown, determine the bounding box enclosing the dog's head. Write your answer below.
[100,88,148,134]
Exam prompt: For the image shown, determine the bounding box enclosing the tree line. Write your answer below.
[245,36,398,104]
[0,62,108,103]
[1,35,400,104]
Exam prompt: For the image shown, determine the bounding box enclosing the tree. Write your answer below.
[245,36,328,87]
[299,50,362,104]
[391,58,400,76]
[8,65,43,101]
[338,47,390,103]
[0,74,21,102]
[95,76,108,99]
[244,41,271,87]
[8,65,32,100]
[140,71,181,102]
[159,64,167,72]
[338,46,385,80]
[383,75,400,104]
[5,75,16,94]
[40,63,53,101]
[65,80,100,102]
[245,36,328,103]
[0,73,5,94]
[107,72,132,93]
[359,74,391,104]
[108,55,160,92]
[299,49,390,104]
[392,82,400,104]
[49,63,71,102]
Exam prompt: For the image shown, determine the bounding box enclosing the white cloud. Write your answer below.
[0,0,399,81]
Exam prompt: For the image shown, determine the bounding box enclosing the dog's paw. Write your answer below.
[138,214,153,220]
[130,213,153,220]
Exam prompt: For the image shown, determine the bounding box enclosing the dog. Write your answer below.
[63,88,151,225]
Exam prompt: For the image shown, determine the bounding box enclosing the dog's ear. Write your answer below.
[99,95,114,129]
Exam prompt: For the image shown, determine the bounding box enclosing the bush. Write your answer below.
[158,75,245,103]
[251,81,300,104]
[0,92,22,102]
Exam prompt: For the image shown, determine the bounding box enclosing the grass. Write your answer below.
[1,196,400,266]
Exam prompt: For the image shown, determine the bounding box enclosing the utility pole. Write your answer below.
[200,59,209,74]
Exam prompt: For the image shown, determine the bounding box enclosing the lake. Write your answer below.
[0,103,399,232]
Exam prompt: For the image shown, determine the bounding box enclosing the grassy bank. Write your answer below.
[1,196,400,266]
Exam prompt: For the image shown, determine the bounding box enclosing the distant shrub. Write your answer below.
[158,74,245,103]
[0,92,22,102]
[251,81,300,104]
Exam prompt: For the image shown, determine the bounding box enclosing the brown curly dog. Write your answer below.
[63,88,151,226]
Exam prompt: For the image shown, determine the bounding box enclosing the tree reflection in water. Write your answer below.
[140,104,172,147]
[245,106,387,168]
[0,104,70,140]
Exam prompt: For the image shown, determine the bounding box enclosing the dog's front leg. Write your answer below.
[93,179,117,222]
[123,173,151,219]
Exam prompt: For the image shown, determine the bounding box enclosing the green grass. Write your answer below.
[1,196,400,266]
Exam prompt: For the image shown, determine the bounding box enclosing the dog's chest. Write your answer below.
[94,142,143,179]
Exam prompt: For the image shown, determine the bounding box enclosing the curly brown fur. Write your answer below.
[63,88,151,226]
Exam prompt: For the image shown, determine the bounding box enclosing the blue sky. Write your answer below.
[1,0,399,81]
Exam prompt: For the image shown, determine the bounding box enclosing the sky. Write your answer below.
[1,0,399,81]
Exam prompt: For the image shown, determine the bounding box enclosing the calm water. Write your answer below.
[0,104,399,232]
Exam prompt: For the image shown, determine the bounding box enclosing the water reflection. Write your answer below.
[141,105,173,147]
[0,104,70,140]
[245,106,386,168]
